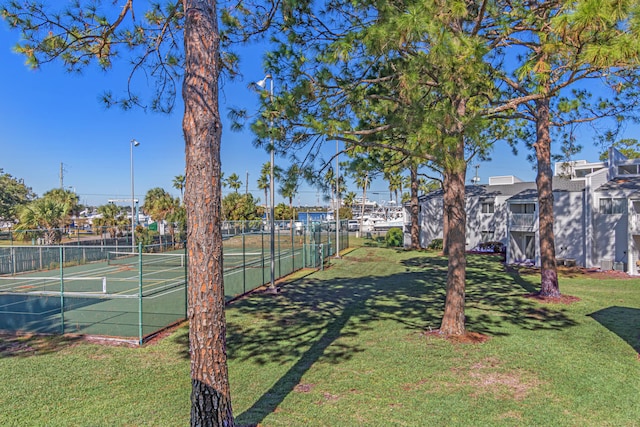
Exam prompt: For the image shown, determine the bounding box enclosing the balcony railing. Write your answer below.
[630,214,640,234]
[509,213,536,230]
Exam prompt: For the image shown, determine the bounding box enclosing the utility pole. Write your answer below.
[59,162,67,189]
[471,164,480,185]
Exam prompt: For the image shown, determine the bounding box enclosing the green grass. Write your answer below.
[1,247,639,426]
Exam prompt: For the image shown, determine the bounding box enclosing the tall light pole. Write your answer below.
[256,74,276,292]
[335,139,340,258]
[130,139,140,252]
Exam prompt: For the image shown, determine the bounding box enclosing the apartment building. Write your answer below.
[406,147,640,274]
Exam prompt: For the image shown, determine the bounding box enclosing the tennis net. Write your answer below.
[107,251,187,269]
[0,275,108,296]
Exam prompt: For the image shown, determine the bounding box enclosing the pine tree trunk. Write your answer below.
[534,97,560,297]
[439,140,467,336]
[183,2,234,426]
[409,165,421,249]
[442,172,449,255]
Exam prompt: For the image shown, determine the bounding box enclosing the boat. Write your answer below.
[356,201,404,232]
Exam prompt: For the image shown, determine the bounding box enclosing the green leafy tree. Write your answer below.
[93,203,126,239]
[0,169,34,221]
[343,191,357,209]
[225,173,242,193]
[173,174,186,202]
[279,165,300,227]
[347,159,374,226]
[1,1,235,422]
[143,187,181,244]
[14,197,66,244]
[274,202,296,221]
[385,170,404,204]
[338,206,353,220]
[222,193,260,221]
[245,0,501,336]
[492,0,640,297]
[166,204,187,244]
[599,138,640,161]
[42,188,79,228]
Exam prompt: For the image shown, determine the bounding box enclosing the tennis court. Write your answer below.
[0,247,187,342]
[0,222,349,344]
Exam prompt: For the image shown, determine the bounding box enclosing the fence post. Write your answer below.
[59,246,64,335]
[277,227,281,278]
[11,246,16,275]
[261,229,265,285]
[242,225,246,294]
[302,226,306,268]
[138,242,143,345]
[184,241,188,319]
[290,227,294,273]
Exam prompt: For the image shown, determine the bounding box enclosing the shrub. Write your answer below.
[428,238,443,250]
[385,227,403,247]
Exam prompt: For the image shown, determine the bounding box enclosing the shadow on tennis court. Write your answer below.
[0,294,101,337]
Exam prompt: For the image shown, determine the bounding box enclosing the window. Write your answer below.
[481,230,495,241]
[619,164,639,175]
[599,198,627,214]
[481,201,494,214]
[510,203,535,214]
[574,166,605,178]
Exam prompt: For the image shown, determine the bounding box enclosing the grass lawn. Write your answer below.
[1,246,639,426]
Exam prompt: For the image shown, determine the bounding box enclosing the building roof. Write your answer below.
[595,177,640,193]
[415,176,585,204]
[506,177,585,202]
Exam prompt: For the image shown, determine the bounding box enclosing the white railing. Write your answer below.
[630,214,640,234]
[510,213,536,230]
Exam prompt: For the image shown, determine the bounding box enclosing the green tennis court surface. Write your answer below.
[0,226,348,343]
[0,249,187,342]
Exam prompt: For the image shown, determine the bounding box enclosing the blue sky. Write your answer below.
[0,24,624,209]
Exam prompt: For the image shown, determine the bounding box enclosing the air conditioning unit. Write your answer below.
[600,259,613,271]
[613,262,626,272]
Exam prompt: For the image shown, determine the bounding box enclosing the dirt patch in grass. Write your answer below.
[294,383,315,393]
[423,329,491,344]
[402,378,430,392]
[468,370,534,400]
[498,410,524,421]
[452,357,542,401]
[509,264,637,280]
[524,294,581,305]
[347,255,391,264]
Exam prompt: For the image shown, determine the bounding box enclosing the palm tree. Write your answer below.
[14,198,67,244]
[143,187,182,244]
[43,188,80,230]
[279,165,300,227]
[343,191,357,209]
[172,174,186,202]
[257,161,283,220]
[94,203,125,239]
[385,171,404,204]
[355,171,369,224]
[143,188,176,223]
[225,173,242,193]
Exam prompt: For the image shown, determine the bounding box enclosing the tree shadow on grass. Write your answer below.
[0,334,83,358]
[588,306,640,353]
[231,250,577,425]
